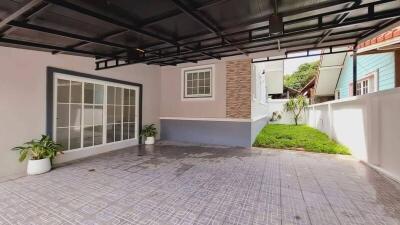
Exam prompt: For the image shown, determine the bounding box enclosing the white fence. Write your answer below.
[306,88,400,182]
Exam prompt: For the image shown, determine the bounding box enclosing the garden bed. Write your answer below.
[253,124,350,155]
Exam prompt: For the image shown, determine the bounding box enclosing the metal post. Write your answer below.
[352,48,357,96]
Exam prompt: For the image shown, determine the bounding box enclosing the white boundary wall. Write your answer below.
[306,88,400,182]
[266,99,291,124]
[266,99,306,125]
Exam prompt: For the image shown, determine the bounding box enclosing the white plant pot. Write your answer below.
[27,158,51,175]
[145,136,155,145]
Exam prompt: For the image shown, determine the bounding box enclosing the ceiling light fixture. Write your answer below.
[269,0,283,36]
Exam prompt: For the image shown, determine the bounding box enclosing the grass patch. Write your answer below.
[253,124,350,155]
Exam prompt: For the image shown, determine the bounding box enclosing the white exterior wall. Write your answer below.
[251,63,268,120]
[266,99,301,124]
[306,88,400,182]
[0,46,161,179]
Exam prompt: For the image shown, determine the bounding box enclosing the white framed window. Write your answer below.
[349,71,378,96]
[53,73,139,151]
[181,65,214,100]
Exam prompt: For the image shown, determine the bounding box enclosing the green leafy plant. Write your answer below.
[12,135,63,162]
[284,95,308,125]
[284,61,319,90]
[140,124,157,138]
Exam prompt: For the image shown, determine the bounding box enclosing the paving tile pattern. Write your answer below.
[0,144,400,225]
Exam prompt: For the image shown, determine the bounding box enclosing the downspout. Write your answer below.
[352,44,358,96]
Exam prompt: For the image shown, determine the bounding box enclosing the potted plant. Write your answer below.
[12,135,63,175]
[140,124,157,145]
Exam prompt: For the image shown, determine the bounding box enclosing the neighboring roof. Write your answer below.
[300,52,347,96]
[284,86,300,94]
[300,77,316,94]
[314,52,347,96]
[358,26,400,50]
[0,0,399,69]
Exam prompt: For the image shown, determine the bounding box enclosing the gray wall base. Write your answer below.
[161,119,251,147]
[161,117,269,148]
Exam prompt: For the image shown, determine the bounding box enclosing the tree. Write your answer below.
[284,61,319,90]
[284,95,308,125]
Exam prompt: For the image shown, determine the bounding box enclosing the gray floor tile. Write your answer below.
[0,145,399,225]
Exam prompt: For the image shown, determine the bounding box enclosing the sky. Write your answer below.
[284,55,320,75]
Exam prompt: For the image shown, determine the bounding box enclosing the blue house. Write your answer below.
[335,52,396,99]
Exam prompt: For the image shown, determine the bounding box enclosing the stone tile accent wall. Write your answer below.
[226,59,251,118]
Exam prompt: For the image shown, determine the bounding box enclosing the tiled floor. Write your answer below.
[0,144,400,225]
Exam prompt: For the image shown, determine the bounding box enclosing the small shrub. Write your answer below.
[284,95,308,125]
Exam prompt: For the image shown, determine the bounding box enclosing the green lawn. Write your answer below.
[253,124,350,155]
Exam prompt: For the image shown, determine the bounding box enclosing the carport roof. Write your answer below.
[0,0,399,70]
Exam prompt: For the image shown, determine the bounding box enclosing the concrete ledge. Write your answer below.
[251,115,269,145]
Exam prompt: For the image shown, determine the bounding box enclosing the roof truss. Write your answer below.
[0,0,398,70]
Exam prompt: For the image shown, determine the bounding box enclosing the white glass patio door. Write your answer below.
[53,73,139,151]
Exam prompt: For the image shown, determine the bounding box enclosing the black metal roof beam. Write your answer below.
[145,7,391,59]
[138,0,359,51]
[198,34,359,57]
[9,21,193,63]
[139,0,230,27]
[283,0,395,26]
[158,35,359,64]
[52,30,127,55]
[147,52,206,64]
[0,37,114,58]
[317,0,361,46]
[139,0,354,29]
[126,41,357,67]
[98,0,362,59]
[1,1,49,37]
[278,0,354,17]
[226,36,357,56]
[109,34,359,67]
[357,17,400,43]
[170,0,248,55]
[226,42,357,60]
[44,0,219,60]
[252,48,352,63]
[7,21,193,63]
[56,0,150,56]
[147,0,395,53]
[147,61,177,66]
[7,21,196,65]
[96,0,398,69]
[146,25,367,64]
[95,24,373,69]
[8,21,131,50]
[143,0,399,55]
[0,0,43,31]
